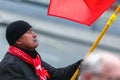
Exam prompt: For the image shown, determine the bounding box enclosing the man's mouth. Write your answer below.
[33,38,38,42]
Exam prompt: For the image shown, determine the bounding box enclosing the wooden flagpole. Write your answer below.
[71,4,120,80]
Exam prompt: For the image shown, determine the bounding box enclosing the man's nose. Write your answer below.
[32,31,37,37]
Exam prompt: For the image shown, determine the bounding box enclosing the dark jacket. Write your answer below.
[0,48,82,80]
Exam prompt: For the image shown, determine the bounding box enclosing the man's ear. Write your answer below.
[82,71,92,80]
[15,39,21,45]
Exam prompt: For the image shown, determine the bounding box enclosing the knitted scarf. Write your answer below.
[8,46,50,80]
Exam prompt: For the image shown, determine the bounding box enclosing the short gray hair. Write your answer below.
[78,53,103,79]
[77,51,120,80]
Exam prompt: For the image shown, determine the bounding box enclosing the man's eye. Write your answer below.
[28,30,32,33]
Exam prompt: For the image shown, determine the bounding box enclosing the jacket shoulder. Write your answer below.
[0,53,18,66]
[0,52,39,80]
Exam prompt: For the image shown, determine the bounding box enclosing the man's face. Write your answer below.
[89,65,120,80]
[80,53,120,80]
[16,28,39,50]
[90,71,120,80]
[81,71,120,80]
[81,64,120,80]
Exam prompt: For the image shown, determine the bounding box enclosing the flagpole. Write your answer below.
[71,4,120,80]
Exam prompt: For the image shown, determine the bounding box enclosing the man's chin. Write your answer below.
[35,43,39,47]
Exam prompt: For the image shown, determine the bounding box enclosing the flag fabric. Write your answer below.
[47,0,116,26]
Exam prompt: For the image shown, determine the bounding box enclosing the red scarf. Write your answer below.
[8,46,50,80]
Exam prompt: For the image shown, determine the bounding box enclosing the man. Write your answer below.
[77,51,120,80]
[0,20,83,80]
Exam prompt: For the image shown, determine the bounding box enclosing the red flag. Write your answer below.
[48,0,116,26]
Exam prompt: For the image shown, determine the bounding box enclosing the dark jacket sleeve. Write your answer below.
[42,59,83,80]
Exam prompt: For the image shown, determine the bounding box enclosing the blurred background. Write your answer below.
[0,0,120,67]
